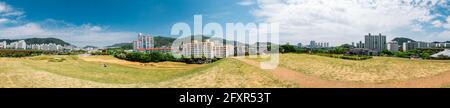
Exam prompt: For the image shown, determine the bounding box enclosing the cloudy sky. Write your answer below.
[0,0,448,47]
[248,0,449,46]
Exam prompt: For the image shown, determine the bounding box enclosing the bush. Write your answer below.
[0,49,48,57]
[114,52,179,63]
[0,49,80,57]
[315,53,372,60]
[90,51,109,55]
[113,52,220,64]
[48,58,66,62]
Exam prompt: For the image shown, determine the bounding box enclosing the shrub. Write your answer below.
[113,52,220,64]
[114,52,179,63]
[48,58,66,62]
[314,53,372,60]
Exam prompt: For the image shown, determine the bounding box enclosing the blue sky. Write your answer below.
[0,0,449,47]
[3,0,255,35]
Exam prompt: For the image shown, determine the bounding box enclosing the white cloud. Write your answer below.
[432,20,443,27]
[0,21,136,47]
[249,0,449,45]
[0,1,24,24]
[0,2,136,47]
[0,18,8,23]
[80,24,104,32]
[438,30,450,38]
[0,2,23,16]
[237,0,255,6]
[444,16,450,29]
[0,2,7,12]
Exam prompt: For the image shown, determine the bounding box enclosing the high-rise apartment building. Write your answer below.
[364,33,386,52]
[0,41,6,49]
[133,33,154,52]
[309,41,316,48]
[356,41,365,48]
[297,43,302,48]
[10,40,27,49]
[308,40,329,48]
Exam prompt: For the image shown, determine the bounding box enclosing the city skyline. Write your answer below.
[0,0,448,47]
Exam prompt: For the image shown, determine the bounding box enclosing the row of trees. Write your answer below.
[315,53,372,60]
[179,55,221,64]
[0,49,85,57]
[279,43,449,60]
[114,52,177,63]
[111,50,221,64]
[0,50,43,57]
[380,48,446,59]
[279,44,350,54]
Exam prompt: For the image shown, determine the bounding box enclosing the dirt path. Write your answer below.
[236,58,450,88]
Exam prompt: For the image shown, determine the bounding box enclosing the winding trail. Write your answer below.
[235,58,450,88]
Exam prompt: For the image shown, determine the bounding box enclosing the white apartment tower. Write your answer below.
[13,40,27,49]
[0,41,6,49]
[387,41,399,52]
[133,33,154,52]
[181,39,234,58]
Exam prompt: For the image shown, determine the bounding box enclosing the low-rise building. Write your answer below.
[181,39,234,58]
[387,41,399,52]
[402,41,450,51]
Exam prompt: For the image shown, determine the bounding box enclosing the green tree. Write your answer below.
[280,44,296,53]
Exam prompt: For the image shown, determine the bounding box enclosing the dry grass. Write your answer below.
[0,55,296,88]
[80,56,204,69]
[21,55,203,84]
[154,59,297,88]
[274,53,450,83]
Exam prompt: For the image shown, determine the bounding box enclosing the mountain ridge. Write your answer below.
[0,37,72,46]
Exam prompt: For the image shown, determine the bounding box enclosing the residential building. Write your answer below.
[401,41,450,51]
[181,39,234,58]
[28,43,64,51]
[356,41,365,48]
[308,40,330,48]
[309,41,316,48]
[9,40,27,50]
[297,43,302,48]
[0,41,6,49]
[133,33,155,52]
[432,42,450,48]
[364,33,386,52]
[387,41,399,52]
[0,39,70,51]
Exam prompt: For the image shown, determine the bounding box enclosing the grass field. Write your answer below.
[3,53,450,88]
[0,55,296,88]
[272,53,450,83]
